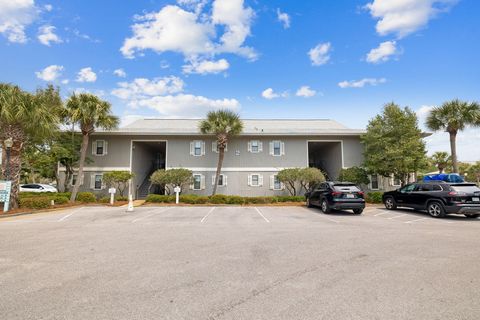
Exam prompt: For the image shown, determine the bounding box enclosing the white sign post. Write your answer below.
[174,186,181,205]
[108,188,116,205]
[126,179,134,212]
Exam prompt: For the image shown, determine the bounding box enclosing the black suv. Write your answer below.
[382,181,480,218]
[305,182,366,214]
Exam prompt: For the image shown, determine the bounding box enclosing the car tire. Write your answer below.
[464,214,480,219]
[427,201,446,218]
[321,199,331,214]
[384,197,397,210]
[306,197,313,208]
[353,208,363,215]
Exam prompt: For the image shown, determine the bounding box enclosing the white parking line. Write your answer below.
[254,207,270,223]
[131,208,170,223]
[201,207,216,223]
[374,212,391,217]
[404,217,428,224]
[388,214,407,220]
[57,208,84,222]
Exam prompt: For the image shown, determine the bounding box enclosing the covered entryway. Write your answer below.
[308,141,343,180]
[131,141,166,199]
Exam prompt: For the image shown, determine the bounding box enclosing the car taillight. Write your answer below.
[448,191,467,196]
[358,191,365,196]
[331,191,342,197]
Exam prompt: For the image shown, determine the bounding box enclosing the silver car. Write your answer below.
[19,184,58,193]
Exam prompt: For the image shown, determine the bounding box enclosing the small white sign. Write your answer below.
[174,186,181,193]
[109,188,116,194]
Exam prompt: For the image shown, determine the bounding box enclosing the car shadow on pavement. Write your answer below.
[305,207,363,217]
[379,207,480,222]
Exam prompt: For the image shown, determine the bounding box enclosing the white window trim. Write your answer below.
[92,140,108,156]
[248,140,263,153]
[248,174,263,187]
[369,174,380,190]
[211,174,227,187]
[270,174,284,191]
[270,140,285,157]
[190,140,205,157]
[391,174,401,187]
[91,173,104,190]
[191,174,205,190]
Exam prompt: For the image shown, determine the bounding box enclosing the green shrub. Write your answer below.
[52,196,69,205]
[19,197,51,209]
[116,196,128,201]
[194,196,209,204]
[145,194,176,203]
[225,195,245,205]
[275,196,305,202]
[181,194,201,204]
[209,194,229,204]
[365,192,383,204]
[76,192,96,203]
[244,196,274,204]
[99,196,110,203]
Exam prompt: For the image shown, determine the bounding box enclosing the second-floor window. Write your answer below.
[270,140,284,156]
[93,140,107,156]
[190,141,205,156]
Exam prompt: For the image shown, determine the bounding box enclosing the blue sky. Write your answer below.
[1,0,479,161]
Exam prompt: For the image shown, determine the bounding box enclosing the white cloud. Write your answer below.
[261,88,288,100]
[111,77,184,100]
[113,68,127,78]
[44,4,52,12]
[76,67,97,83]
[183,58,229,74]
[121,0,256,61]
[277,8,290,29]
[338,78,386,88]
[0,0,38,43]
[37,25,62,46]
[35,64,64,81]
[112,76,239,118]
[366,40,399,63]
[365,0,458,38]
[296,86,316,98]
[134,94,239,117]
[308,42,331,66]
[61,79,69,84]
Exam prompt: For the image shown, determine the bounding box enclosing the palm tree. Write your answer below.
[0,84,62,209]
[199,110,243,195]
[430,151,451,173]
[426,99,480,173]
[65,93,119,202]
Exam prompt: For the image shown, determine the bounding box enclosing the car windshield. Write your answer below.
[451,184,480,193]
[333,184,360,192]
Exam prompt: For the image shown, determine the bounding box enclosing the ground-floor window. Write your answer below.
[193,174,202,190]
[248,174,263,187]
[94,174,103,190]
[370,174,379,190]
[212,174,227,186]
[392,175,401,187]
[72,174,78,186]
[272,174,282,190]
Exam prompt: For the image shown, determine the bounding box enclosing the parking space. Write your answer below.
[1,205,479,319]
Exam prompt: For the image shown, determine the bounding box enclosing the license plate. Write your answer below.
[473,197,480,202]
[346,194,355,199]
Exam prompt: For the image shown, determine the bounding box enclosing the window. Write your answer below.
[92,140,107,156]
[72,174,78,186]
[212,174,227,187]
[271,175,282,190]
[370,175,379,190]
[248,140,262,153]
[273,141,281,156]
[400,184,416,193]
[270,140,284,156]
[190,141,205,156]
[248,174,263,187]
[391,175,401,186]
[94,174,103,190]
[193,174,202,190]
[252,174,259,186]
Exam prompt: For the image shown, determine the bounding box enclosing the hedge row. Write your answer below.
[365,192,383,204]
[19,195,69,209]
[145,194,305,205]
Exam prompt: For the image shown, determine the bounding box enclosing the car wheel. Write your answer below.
[353,208,363,215]
[384,197,397,210]
[427,201,446,218]
[464,214,480,219]
[306,197,313,208]
[321,199,331,214]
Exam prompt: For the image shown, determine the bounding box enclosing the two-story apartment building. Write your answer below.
[57,118,397,198]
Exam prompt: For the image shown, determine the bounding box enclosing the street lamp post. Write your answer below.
[4,138,13,181]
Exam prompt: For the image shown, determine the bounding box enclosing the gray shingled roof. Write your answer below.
[96,118,365,136]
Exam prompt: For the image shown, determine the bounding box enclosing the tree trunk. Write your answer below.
[70,133,89,202]
[63,166,73,193]
[212,147,225,196]
[0,125,26,210]
[449,130,458,173]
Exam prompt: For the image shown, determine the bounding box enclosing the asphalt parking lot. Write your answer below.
[1,205,479,320]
